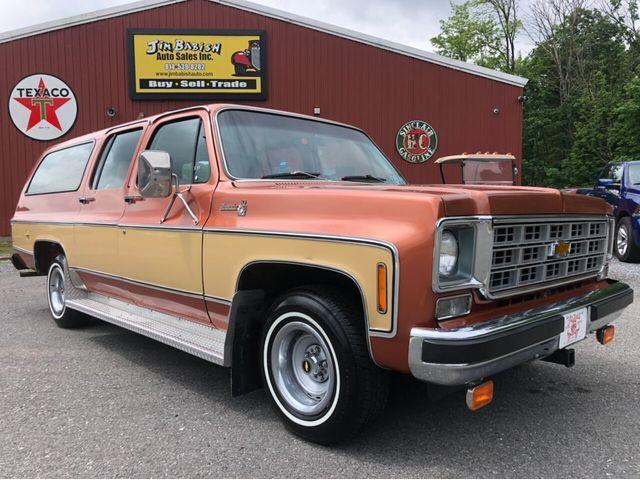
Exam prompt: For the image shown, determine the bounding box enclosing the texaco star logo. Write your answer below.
[396,120,438,163]
[9,74,77,141]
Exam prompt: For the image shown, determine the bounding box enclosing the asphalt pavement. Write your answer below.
[1,259,639,478]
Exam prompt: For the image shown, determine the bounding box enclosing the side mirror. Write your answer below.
[138,150,172,198]
[597,178,614,187]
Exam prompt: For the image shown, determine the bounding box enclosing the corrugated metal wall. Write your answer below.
[0,0,524,236]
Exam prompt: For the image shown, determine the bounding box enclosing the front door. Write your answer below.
[118,109,216,325]
[75,124,145,300]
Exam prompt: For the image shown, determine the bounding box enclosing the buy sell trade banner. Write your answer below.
[128,29,266,100]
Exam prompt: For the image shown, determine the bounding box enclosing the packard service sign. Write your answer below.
[9,74,77,141]
[128,29,266,100]
[396,120,438,163]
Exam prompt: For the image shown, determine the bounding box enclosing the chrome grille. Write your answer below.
[489,219,608,295]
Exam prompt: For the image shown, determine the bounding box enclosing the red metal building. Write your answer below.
[0,0,527,236]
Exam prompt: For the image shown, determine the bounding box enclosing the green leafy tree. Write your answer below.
[431,0,504,69]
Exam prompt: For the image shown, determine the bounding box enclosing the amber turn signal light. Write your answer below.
[376,263,387,314]
[466,380,494,411]
[597,325,615,345]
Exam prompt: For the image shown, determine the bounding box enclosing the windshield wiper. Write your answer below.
[262,171,326,180]
[341,174,386,183]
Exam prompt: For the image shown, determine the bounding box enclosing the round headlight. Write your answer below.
[439,230,458,276]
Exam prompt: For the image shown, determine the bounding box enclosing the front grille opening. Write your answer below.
[570,242,585,255]
[586,256,602,270]
[522,246,543,263]
[495,226,516,244]
[588,239,604,253]
[524,225,543,241]
[519,265,542,284]
[571,223,586,238]
[494,280,585,308]
[491,270,514,288]
[489,217,608,295]
[549,224,565,239]
[590,223,605,236]
[546,262,563,279]
[493,249,514,266]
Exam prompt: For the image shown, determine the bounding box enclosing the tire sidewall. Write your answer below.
[616,219,631,261]
[260,293,358,436]
[47,260,67,320]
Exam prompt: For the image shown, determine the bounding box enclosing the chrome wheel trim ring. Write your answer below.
[48,263,66,319]
[264,312,341,427]
[617,224,629,257]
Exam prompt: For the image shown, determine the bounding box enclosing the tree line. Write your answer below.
[431,0,640,187]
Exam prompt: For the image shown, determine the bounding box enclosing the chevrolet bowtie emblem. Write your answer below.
[550,241,571,258]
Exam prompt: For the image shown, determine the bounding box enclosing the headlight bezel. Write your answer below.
[433,217,493,293]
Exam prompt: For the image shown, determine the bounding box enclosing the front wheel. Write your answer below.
[615,217,640,262]
[261,286,389,444]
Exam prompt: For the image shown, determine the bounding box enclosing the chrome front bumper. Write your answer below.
[409,281,633,386]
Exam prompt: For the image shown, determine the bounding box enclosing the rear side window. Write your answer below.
[26,142,94,195]
[149,117,211,185]
[92,129,142,190]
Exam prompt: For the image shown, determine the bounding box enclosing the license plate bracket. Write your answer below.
[559,307,588,348]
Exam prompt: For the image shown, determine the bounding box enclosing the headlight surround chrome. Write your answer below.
[433,217,493,292]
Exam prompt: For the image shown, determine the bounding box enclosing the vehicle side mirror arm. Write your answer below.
[160,173,199,225]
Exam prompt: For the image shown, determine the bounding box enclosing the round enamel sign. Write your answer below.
[9,74,78,141]
[396,120,438,163]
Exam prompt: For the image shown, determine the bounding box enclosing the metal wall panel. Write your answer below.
[0,0,523,235]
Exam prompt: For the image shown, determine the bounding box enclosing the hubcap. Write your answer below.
[617,224,628,256]
[269,320,335,417]
[49,265,65,316]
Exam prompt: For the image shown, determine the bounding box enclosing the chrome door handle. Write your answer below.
[78,196,95,204]
[124,195,143,204]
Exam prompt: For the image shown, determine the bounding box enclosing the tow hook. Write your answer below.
[466,380,494,411]
[541,348,575,368]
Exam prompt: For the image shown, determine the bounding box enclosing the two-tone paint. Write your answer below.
[12,104,616,374]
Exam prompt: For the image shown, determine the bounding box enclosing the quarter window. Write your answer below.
[26,142,94,195]
[149,117,211,185]
[92,129,142,190]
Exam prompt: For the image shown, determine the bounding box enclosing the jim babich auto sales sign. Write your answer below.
[128,29,266,100]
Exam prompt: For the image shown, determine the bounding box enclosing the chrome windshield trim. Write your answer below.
[212,106,406,184]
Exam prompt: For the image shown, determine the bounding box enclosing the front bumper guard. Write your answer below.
[409,281,633,386]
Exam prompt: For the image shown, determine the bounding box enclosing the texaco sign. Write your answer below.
[396,120,438,163]
[9,74,77,141]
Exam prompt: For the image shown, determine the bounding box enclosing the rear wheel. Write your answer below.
[261,285,389,445]
[615,217,640,262]
[47,255,89,328]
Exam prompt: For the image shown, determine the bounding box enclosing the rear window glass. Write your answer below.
[26,142,94,195]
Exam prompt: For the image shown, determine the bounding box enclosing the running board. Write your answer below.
[66,293,227,366]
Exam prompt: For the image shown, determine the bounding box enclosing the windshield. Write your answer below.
[462,159,514,185]
[628,164,640,185]
[218,110,406,184]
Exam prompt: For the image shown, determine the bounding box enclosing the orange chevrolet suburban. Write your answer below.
[11,104,633,444]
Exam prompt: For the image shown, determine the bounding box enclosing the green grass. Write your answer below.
[0,238,12,259]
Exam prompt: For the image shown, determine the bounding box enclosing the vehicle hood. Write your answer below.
[235,181,612,216]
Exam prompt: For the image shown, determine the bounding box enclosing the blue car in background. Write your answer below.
[577,161,640,262]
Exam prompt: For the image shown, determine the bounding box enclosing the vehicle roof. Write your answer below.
[43,103,359,155]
